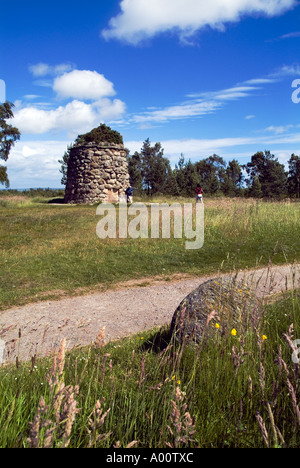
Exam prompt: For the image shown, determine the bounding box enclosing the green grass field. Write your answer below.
[0,195,299,448]
[0,196,299,310]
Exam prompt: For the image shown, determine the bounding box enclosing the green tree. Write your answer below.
[223,159,243,196]
[250,176,263,198]
[0,166,9,188]
[245,151,287,198]
[164,165,179,196]
[287,153,300,198]
[0,102,21,187]
[140,139,161,194]
[58,144,73,186]
[127,151,143,193]
[136,138,173,195]
[182,159,198,196]
[195,155,226,195]
[221,172,235,196]
[174,154,198,197]
[174,154,187,194]
[151,151,172,194]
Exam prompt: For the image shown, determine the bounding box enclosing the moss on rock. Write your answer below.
[170,276,258,345]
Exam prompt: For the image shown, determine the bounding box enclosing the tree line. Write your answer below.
[0,106,299,199]
[127,138,300,198]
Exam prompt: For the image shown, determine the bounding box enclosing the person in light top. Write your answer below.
[196,184,203,203]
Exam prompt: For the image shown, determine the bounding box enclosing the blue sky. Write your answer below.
[1,0,300,188]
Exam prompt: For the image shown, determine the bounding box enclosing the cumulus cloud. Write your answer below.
[102,0,297,44]
[6,140,70,188]
[53,70,116,100]
[11,99,126,137]
[10,68,126,137]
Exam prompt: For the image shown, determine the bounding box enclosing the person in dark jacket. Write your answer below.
[125,186,133,204]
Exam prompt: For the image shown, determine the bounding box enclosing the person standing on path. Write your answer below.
[196,184,203,203]
[125,186,134,204]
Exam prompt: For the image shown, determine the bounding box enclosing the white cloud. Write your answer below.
[29,62,74,77]
[6,130,300,189]
[24,94,42,100]
[271,64,300,77]
[10,68,126,137]
[243,78,277,85]
[92,98,126,121]
[11,99,126,137]
[263,124,294,134]
[22,145,39,157]
[53,70,116,100]
[11,106,57,134]
[6,140,70,189]
[279,31,300,39]
[132,83,260,123]
[125,131,300,165]
[133,100,221,123]
[102,0,297,44]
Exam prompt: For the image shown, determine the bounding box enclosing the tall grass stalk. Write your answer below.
[0,285,299,448]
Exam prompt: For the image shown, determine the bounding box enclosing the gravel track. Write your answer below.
[0,263,299,363]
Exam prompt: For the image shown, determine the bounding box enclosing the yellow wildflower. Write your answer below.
[262,335,268,341]
[215,323,220,329]
[231,328,237,336]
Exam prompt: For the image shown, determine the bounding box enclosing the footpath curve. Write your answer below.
[0,263,299,363]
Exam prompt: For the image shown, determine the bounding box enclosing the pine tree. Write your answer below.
[195,155,226,195]
[164,166,179,196]
[0,102,21,187]
[58,144,73,186]
[174,154,187,195]
[250,176,263,198]
[137,139,172,195]
[287,154,300,198]
[245,151,287,198]
[226,159,243,195]
[127,151,143,193]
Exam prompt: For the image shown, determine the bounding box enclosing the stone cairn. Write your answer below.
[64,141,130,204]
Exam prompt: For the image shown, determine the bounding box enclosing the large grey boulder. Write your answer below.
[170,276,258,345]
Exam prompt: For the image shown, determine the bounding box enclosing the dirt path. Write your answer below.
[0,263,299,363]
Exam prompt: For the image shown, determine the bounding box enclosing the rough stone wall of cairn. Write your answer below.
[64,142,130,204]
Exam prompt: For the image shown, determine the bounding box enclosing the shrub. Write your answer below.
[75,124,123,146]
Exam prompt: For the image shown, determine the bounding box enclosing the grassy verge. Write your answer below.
[0,197,299,310]
[0,289,299,448]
